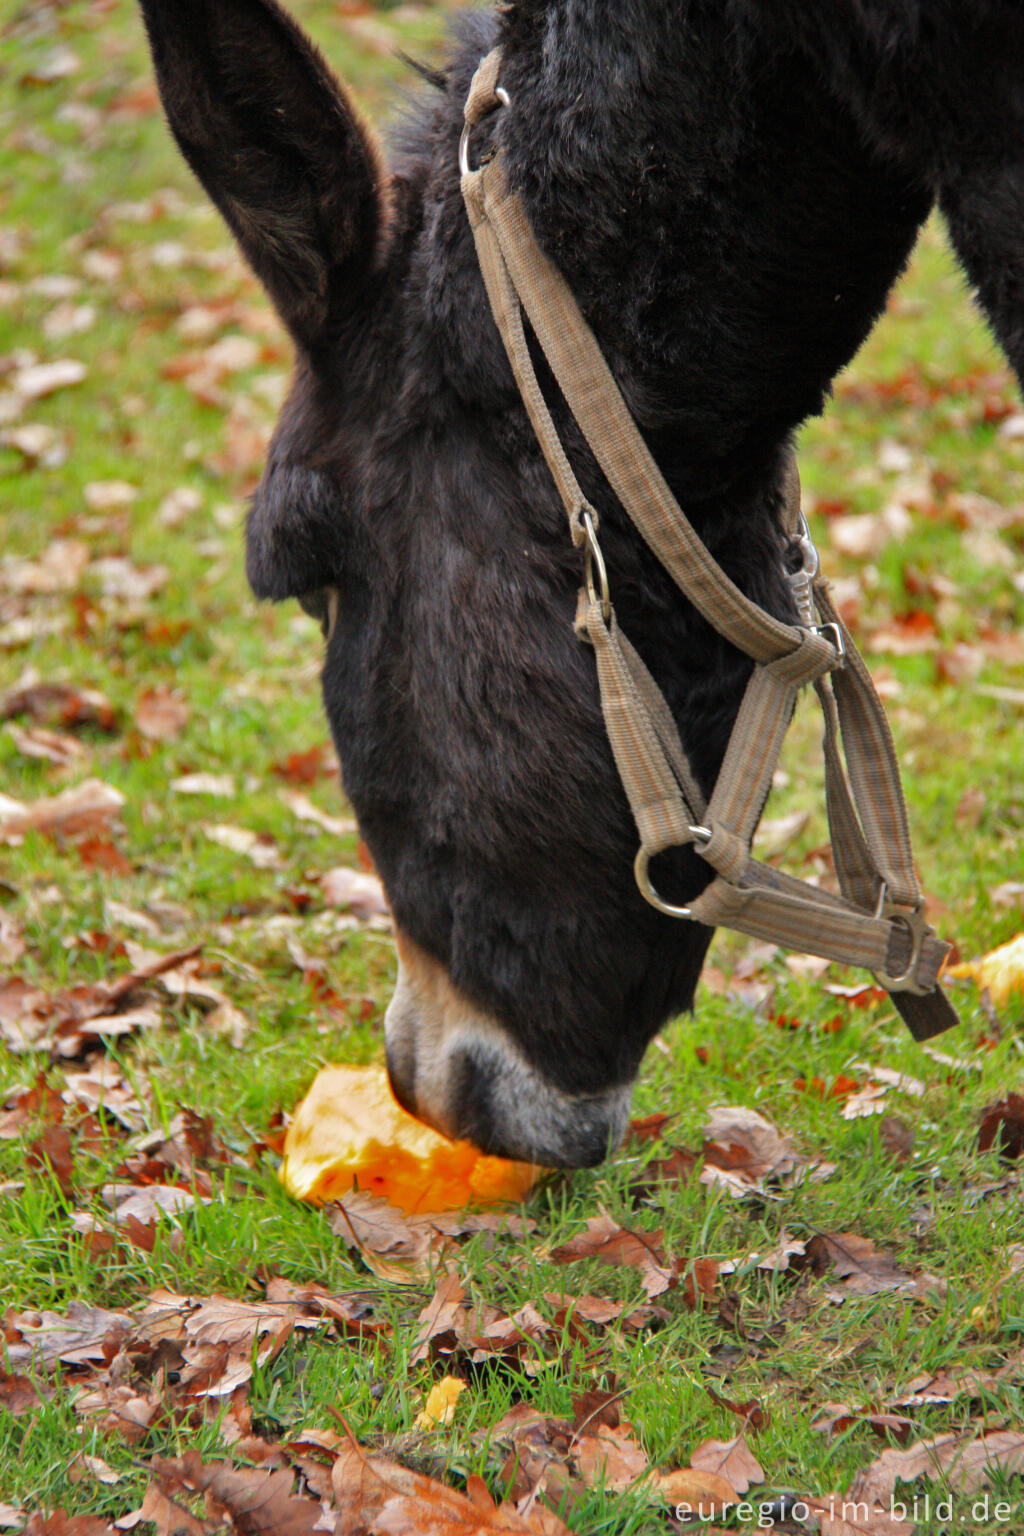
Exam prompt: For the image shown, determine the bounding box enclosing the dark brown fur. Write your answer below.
[139,0,1024,1163]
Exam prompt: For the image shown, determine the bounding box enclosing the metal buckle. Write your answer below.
[634,830,711,919]
[872,883,930,994]
[786,513,820,628]
[813,621,845,663]
[786,516,844,667]
[582,509,612,622]
[459,86,511,177]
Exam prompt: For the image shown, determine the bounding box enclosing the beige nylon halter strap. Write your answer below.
[460,51,959,1041]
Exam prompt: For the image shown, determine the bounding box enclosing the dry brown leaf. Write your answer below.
[800,1494,914,1535]
[550,1213,675,1298]
[5,1301,133,1370]
[719,1230,807,1276]
[329,1188,533,1284]
[978,1093,1024,1162]
[135,1481,206,1536]
[573,1423,649,1491]
[2,538,89,595]
[0,778,124,844]
[411,1270,466,1363]
[690,1434,764,1495]
[321,865,389,917]
[6,722,85,765]
[804,1232,925,1300]
[279,789,357,837]
[851,1428,1024,1506]
[10,358,87,400]
[171,772,235,797]
[202,823,282,870]
[812,1408,914,1441]
[700,1105,824,1196]
[22,1513,115,1536]
[651,1465,738,1516]
[890,1348,1024,1410]
[0,680,116,732]
[0,1367,43,1416]
[135,687,189,741]
[332,1435,567,1536]
[151,1452,322,1535]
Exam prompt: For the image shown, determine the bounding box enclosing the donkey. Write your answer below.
[138,0,1023,1167]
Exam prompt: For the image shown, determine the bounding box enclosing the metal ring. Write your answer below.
[458,86,511,177]
[871,883,930,994]
[633,839,709,920]
[582,509,612,622]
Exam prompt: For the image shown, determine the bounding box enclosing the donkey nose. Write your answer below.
[384,931,631,1168]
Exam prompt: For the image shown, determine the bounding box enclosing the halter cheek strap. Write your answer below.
[460,50,958,1040]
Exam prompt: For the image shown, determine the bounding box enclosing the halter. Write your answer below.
[460,50,958,1041]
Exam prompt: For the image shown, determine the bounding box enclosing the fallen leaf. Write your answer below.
[10,358,87,400]
[977,1094,1024,1162]
[279,789,357,837]
[5,722,85,764]
[202,823,282,869]
[414,1374,466,1429]
[805,1232,916,1299]
[411,1270,466,1364]
[171,772,235,797]
[948,931,1024,1006]
[700,1105,825,1195]
[83,481,137,511]
[320,866,388,918]
[135,687,189,741]
[799,1494,914,1535]
[332,1433,567,1535]
[5,1301,133,1370]
[690,1434,764,1496]
[851,1429,1024,1506]
[878,1117,915,1164]
[151,1452,323,1535]
[0,778,125,844]
[550,1213,675,1299]
[651,1465,737,1517]
[0,680,116,732]
[329,1187,533,1284]
[573,1423,649,1491]
[2,538,89,594]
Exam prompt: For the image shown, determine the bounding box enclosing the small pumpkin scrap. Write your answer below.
[280,1063,539,1214]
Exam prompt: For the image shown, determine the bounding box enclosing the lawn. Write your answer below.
[1,1,1022,1532]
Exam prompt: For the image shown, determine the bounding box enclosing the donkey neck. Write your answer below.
[492,0,932,506]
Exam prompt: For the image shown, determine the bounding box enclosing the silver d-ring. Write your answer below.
[582,509,612,621]
[459,86,511,176]
[634,844,709,919]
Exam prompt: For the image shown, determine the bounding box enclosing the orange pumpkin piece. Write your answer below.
[280,1064,539,1214]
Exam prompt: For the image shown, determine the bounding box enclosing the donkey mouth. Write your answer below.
[384,931,631,1168]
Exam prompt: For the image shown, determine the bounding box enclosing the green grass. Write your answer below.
[1,1,1022,1531]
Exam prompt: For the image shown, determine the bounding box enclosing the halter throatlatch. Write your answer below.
[460,51,958,1041]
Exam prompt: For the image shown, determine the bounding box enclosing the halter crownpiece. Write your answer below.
[460,50,958,1040]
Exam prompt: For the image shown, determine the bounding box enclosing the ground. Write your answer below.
[0,1,1022,1532]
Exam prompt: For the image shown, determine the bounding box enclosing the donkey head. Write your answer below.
[140,0,813,1164]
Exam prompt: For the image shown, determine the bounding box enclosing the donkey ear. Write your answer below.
[138,0,385,349]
